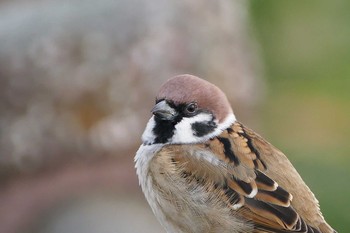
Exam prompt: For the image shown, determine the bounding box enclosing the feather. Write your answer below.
[158,122,335,232]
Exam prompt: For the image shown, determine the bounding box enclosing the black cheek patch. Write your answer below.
[191,121,217,137]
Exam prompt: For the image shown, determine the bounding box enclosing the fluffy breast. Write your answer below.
[135,144,252,233]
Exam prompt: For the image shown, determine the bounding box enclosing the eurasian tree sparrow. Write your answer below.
[135,74,336,233]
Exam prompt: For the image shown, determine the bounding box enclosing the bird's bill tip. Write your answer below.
[151,100,177,121]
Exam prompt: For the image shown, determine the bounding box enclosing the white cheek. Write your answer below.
[141,116,156,144]
[171,113,236,144]
[172,113,213,143]
[141,112,236,145]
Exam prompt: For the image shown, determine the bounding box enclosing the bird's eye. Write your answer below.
[184,102,198,115]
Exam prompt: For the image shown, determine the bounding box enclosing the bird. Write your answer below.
[135,74,336,233]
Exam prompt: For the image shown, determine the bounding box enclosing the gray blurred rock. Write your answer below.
[0,0,263,170]
[0,1,263,233]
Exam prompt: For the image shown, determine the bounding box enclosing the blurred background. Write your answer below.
[0,0,348,232]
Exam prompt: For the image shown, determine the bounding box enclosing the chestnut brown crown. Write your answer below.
[156,74,233,123]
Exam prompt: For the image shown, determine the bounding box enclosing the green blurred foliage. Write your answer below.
[250,1,350,231]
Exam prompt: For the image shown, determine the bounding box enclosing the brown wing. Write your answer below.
[170,122,335,233]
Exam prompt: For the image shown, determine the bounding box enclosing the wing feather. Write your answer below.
[167,122,334,232]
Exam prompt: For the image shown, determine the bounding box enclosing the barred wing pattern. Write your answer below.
[169,122,333,233]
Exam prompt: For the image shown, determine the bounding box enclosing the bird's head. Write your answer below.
[142,74,236,145]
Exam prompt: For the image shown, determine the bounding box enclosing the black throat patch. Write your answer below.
[152,118,177,144]
[152,103,183,144]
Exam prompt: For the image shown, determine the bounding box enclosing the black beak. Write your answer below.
[151,100,177,121]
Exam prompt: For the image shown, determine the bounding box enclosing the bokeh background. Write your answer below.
[0,0,348,232]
